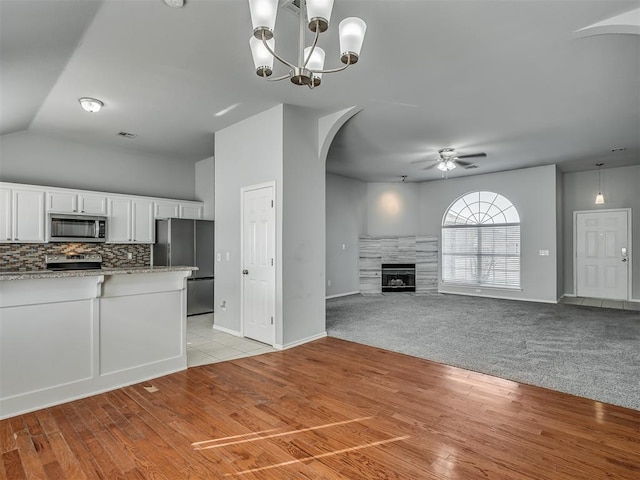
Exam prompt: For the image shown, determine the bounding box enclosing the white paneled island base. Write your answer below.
[0,268,194,419]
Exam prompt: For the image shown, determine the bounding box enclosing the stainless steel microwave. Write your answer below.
[48,214,107,242]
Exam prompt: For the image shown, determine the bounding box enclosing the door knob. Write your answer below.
[622,258,627,262]
[242,269,249,275]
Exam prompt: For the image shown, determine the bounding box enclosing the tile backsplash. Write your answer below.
[0,243,150,271]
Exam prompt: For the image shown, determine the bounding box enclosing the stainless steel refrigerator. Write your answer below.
[154,218,214,316]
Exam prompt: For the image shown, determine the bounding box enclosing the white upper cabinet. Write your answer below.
[179,202,204,219]
[132,199,154,243]
[1,182,203,244]
[107,197,131,243]
[47,191,107,215]
[154,200,180,219]
[154,200,204,219]
[107,197,154,243]
[0,186,45,243]
[79,194,108,215]
[0,187,12,242]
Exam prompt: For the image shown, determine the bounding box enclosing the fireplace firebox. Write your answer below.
[381,263,416,292]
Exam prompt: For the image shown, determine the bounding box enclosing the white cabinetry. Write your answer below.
[154,200,204,219]
[179,202,204,219]
[154,200,180,219]
[47,191,107,215]
[107,197,154,243]
[0,186,45,243]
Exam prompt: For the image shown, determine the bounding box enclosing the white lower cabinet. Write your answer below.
[0,186,45,243]
[107,197,154,243]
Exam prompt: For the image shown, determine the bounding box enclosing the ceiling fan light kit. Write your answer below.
[247,0,366,88]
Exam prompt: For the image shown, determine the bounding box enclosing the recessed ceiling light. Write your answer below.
[78,97,103,113]
[163,0,185,7]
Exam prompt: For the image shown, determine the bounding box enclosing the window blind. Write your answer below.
[442,225,520,288]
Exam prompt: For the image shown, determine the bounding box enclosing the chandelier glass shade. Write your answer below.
[247,0,366,88]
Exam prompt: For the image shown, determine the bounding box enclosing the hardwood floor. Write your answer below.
[2,337,639,479]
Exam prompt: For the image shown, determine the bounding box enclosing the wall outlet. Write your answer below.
[216,252,221,261]
[127,252,133,260]
[327,279,331,287]
[341,244,346,250]
[475,289,481,293]
[539,249,550,256]
[220,300,226,311]
[226,252,230,261]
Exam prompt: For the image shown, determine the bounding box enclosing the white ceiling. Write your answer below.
[1,0,638,182]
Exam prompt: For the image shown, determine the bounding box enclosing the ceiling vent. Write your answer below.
[116,131,137,139]
[280,0,301,15]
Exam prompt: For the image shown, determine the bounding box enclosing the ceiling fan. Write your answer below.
[422,148,487,172]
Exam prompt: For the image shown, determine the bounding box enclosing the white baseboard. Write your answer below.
[438,289,558,304]
[326,291,360,300]
[275,331,327,351]
[212,324,242,337]
[561,294,640,303]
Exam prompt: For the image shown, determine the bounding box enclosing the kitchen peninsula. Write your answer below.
[0,266,195,419]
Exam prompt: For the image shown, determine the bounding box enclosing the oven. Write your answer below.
[45,254,103,271]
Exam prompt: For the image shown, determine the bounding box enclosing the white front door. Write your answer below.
[575,209,630,300]
[241,183,276,345]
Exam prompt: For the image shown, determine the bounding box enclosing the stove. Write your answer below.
[45,254,103,271]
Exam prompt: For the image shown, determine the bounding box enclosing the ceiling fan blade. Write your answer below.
[456,152,487,159]
[422,162,440,170]
[455,160,474,167]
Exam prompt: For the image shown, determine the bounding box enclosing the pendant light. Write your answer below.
[595,163,605,205]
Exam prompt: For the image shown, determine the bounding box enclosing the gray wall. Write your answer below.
[328,165,560,303]
[417,165,559,303]
[0,131,197,199]
[282,105,326,345]
[326,173,367,297]
[367,182,421,236]
[214,105,283,339]
[214,104,327,347]
[562,164,640,300]
[195,156,214,220]
[556,167,564,300]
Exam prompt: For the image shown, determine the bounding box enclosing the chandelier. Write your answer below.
[247,0,366,88]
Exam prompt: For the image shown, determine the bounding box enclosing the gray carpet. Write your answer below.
[326,293,640,411]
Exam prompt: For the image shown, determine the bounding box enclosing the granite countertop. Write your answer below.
[0,266,198,281]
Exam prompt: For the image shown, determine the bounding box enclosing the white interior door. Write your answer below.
[575,210,630,300]
[241,183,275,345]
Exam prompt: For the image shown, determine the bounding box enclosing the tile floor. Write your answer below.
[186,313,276,367]
[559,296,640,311]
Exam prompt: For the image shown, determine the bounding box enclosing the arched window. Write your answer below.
[442,191,520,288]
